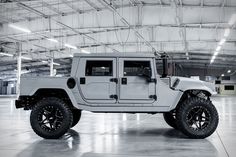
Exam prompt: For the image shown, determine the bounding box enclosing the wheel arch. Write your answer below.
[171,89,212,111]
[17,88,76,110]
[35,88,76,108]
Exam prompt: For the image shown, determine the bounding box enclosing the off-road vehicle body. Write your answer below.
[16,53,219,139]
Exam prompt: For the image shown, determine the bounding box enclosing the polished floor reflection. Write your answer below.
[0,95,235,157]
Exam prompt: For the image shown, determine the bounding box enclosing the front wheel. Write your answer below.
[30,97,73,139]
[176,97,219,139]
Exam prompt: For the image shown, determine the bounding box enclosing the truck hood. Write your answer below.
[170,76,217,95]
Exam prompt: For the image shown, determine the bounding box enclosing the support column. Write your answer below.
[50,58,54,76]
[16,42,22,98]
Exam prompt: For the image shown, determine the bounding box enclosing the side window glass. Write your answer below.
[124,61,151,76]
[85,60,113,76]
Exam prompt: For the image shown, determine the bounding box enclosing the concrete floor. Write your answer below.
[0,96,235,157]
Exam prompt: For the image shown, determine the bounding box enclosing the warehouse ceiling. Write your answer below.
[0,0,236,79]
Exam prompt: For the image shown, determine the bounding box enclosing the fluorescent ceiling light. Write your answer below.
[81,49,91,54]
[46,38,58,43]
[0,52,13,57]
[64,43,77,49]
[21,70,31,74]
[216,45,221,51]
[7,78,17,81]
[42,60,60,66]
[224,29,230,37]
[8,24,31,33]
[221,74,225,77]
[210,59,214,64]
[213,51,219,56]
[228,14,236,26]
[21,56,32,60]
[14,69,31,74]
[53,62,60,66]
[41,60,48,63]
[227,70,231,73]
[219,38,226,45]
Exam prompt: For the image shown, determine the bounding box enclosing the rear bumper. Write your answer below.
[15,96,33,110]
[15,99,24,109]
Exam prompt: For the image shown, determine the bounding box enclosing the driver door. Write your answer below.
[118,58,156,104]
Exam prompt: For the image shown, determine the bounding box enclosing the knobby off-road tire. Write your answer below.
[176,97,219,139]
[30,97,73,139]
[163,110,178,129]
[71,109,82,128]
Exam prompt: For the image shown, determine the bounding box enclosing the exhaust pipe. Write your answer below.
[161,53,168,78]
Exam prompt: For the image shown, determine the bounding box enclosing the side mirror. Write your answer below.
[142,67,152,79]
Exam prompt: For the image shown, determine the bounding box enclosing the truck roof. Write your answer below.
[74,52,155,58]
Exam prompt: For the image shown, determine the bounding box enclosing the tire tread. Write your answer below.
[30,97,73,139]
[176,97,219,139]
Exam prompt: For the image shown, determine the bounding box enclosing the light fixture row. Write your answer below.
[221,69,232,77]
[41,60,60,66]
[3,23,92,63]
[217,14,236,77]
[0,52,32,60]
[210,14,236,64]
[7,23,91,54]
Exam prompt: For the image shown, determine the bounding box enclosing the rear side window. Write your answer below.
[124,61,151,76]
[85,60,113,76]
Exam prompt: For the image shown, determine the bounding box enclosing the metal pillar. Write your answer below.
[16,42,22,98]
[50,58,54,76]
[161,53,168,78]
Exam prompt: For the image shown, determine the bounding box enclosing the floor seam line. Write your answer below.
[216,130,230,157]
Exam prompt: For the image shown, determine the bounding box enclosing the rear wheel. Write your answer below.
[71,109,81,128]
[163,110,178,129]
[30,97,73,139]
[176,97,219,139]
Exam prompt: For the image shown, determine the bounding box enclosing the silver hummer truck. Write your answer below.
[15,53,219,139]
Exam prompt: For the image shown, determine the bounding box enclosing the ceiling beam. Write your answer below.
[15,2,119,53]
[84,0,101,11]
[1,1,234,25]
[1,22,233,40]
[41,1,64,16]
[98,0,159,55]
[60,0,83,14]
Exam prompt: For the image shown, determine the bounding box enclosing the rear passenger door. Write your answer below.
[118,58,156,104]
[77,58,117,104]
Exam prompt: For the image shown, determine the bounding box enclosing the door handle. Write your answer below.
[110,94,118,100]
[110,78,118,84]
[80,77,86,84]
[121,78,127,85]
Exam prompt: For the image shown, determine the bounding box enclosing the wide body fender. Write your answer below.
[20,77,79,107]
[171,77,217,95]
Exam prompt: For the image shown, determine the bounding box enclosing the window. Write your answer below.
[124,61,151,76]
[224,85,234,90]
[215,80,221,84]
[222,76,230,80]
[85,60,113,76]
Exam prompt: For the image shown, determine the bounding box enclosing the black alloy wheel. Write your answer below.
[37,105,64,132]
[176,97,219,139]
[30,97,73,139]
[186,106,210,131]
